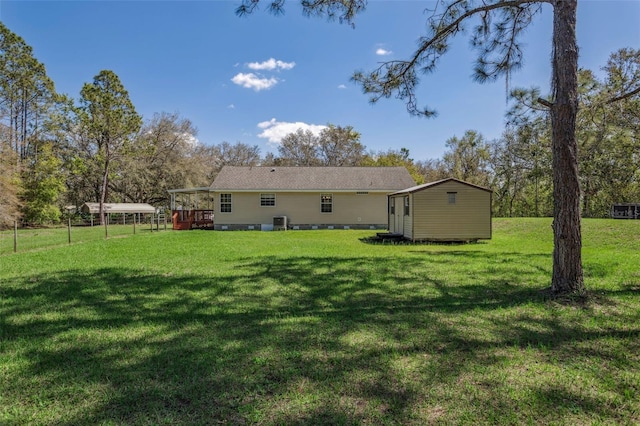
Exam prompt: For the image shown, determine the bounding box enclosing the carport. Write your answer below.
[80,203,157,226]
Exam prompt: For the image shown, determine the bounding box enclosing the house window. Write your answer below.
[390,197,395,214]
[321,194,333,213]
[404,196,410,216]
[260,193,276,207]
[220,193,232,213]
[448,192,457,204]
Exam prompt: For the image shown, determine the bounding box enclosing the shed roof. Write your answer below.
[210,166,416,192]
[389,178,492,196]
[81,203,157,214]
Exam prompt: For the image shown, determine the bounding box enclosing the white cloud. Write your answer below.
[257,118,327,144]
[338,84,347,89]
[248,58,296,71]
[231,73,278,91]
[227,104,235,109]
[376,48,392,56]
[182,133,199,147]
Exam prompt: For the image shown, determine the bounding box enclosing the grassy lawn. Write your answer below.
[0,223,162,255]
[1,218,639,425]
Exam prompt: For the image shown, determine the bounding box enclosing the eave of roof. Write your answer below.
[389,178,492,196]
[167,187,213,194]
[81,203,157,214]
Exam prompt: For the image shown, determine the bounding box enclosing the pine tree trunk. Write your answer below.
[550,0,585,294]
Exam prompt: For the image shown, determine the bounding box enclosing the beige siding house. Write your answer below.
[388,178,492,241]
[210,166,415,230]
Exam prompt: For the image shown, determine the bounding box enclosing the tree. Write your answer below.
[273,125,364,166]
[188,141,262,183]
[213,141,262,169]
[361,147,426,184]
[0,136,21,228]
[415,158,448,184]
[576,50,640,217]
[442,130,492,187]
[276,128,322,166]
[317,124,364,166]
[113,112,200,205]
[21,142,65,225]
[237,0,596,295]
[489,124,552,217]
[0,22,57,162]
[506,49,640,218]
[77,70,141,224]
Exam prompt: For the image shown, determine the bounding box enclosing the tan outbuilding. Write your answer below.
[388,178,492,242]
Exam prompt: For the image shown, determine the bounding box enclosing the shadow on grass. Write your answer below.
[1,253,639,425]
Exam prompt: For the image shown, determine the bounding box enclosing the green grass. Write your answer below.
[1,219,639,425]
[0,223,163,255]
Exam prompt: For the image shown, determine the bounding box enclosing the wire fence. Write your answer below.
[0,214,169,255]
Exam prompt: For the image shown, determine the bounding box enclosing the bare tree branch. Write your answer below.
[605,85,640,104]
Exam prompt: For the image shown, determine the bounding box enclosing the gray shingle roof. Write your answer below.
[389,178,492,196]
[210,166,416,191]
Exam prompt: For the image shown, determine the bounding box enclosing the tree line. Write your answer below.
[1,22,638,229]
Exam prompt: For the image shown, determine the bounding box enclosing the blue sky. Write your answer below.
[1,1,639,161]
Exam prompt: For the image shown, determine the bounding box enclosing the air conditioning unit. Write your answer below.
[273,216,287,230]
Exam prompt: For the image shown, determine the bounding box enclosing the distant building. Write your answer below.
[611,203,640,219]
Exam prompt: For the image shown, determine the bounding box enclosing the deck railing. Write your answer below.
[172,210,214,230]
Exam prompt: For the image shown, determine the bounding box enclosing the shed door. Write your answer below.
[395,205,404,235]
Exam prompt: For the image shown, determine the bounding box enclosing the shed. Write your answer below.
[388,178,492,242]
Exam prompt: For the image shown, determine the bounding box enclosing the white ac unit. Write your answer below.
[273,216,287,230]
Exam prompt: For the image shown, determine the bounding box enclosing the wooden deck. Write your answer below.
[172,210,214,230]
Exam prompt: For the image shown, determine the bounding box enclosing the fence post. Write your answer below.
[13,220,17,253]
[68,217,72,244]
[133,216,136,235]
[104,213,109,239]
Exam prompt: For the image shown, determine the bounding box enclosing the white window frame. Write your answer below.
[260,193,276,207]
[220,193,232,213]
[321,193,333,213]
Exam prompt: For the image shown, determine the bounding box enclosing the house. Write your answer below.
[388,178,492,241]
[209,166,416,230]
